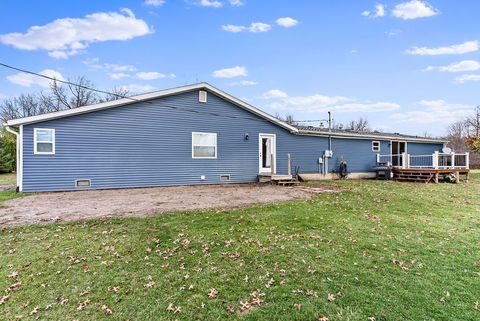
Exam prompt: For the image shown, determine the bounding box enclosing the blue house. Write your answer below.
[5,83,454,192]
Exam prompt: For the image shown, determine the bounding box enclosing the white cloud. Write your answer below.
[83,58,138,78]
[263,89,288,99]
[264,90,399,113]
[135,71,175,80]
[120,84,156,93]
[83,58,174,80]
[0,9,152,59]
[229,80,258,86]
[0,93,8,99]
[144,0,166,6]
[229,0,244,6]
[194,0,223,8]
[249,22,271,33]
[212,66,248,78]
[362,3,386,18]
[406,40,479,56]
[276,17,298,28]
[222,22,271,33]
[110,73,130,79]
[222,25,246,33]
[6,69,64,88]
[455,74,480,84]
[385,29,401,37]
[424,60,480,73]
[392,0,439,20]
[391,100,473,124]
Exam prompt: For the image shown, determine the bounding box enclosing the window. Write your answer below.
[34,128,55,155]
[192,132,217,159]
[372,141,380,152]
[220,175,230,182]
[199,90,207,103]
[75,179,91,188]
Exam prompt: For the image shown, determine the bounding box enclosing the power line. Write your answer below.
[0,62,138,101]
[0,62,325,126]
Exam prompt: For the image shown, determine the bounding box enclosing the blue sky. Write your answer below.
[0,0,479,135]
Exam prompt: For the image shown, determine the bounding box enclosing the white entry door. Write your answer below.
[259,134,276,173]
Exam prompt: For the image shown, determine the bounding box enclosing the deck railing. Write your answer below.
[377,152,469,170]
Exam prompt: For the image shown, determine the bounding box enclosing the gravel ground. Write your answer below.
[0,184,336,226]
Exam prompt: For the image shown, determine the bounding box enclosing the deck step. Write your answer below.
[277,180,300,186]
[394,171,434,183]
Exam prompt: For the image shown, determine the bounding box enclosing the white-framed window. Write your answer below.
[34,128,55,155]
[192,132,217,159]
[372,141,381,152]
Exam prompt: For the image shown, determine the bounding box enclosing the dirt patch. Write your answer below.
[0,184,338,226]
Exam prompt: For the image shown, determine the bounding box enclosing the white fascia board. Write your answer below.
[297,130,447,144]
[5,83,298,133]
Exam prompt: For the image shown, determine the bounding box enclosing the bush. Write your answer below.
[466,136,480,154]
[0,128,16,173]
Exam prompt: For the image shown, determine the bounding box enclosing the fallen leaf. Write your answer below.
[7,271,18,278]
[327,293,336,302]
[208,288,219,299]
[77,299,91,311]
[101,304,113,315]
[29,307,39,315]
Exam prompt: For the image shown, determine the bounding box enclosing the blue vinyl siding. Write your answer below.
[407,142,444,155]
[21,90,443,192]
[328,138,390,173]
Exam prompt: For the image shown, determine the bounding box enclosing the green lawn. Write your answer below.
[1,173,479,320]
[0,172,16,186]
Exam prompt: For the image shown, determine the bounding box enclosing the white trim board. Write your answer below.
[258,133,276,174]
[19,125,23,192]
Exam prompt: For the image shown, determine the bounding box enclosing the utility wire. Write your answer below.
[0,62,138,101]
[0,62,325,126]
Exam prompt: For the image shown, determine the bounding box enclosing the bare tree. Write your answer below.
[0,93,49,122]
[1,76,129,123]
[274,113,298,125]
[446,107,480,168]
[346,117,370,132]
[100,87,130,103]
[49,77,99,109]
[465,106,480,136]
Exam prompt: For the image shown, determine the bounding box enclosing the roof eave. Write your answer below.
[5,82,298,133]
[297,129,447,144]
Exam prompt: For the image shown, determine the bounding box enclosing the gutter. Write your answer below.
[297,129,448,144]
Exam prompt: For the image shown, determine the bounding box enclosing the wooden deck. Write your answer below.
[393,168,470,183]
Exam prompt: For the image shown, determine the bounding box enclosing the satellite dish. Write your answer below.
[442,147,452,154]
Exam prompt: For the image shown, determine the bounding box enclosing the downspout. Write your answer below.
[5,125,20,192]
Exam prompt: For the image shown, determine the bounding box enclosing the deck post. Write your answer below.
[451,152,455,169]
[465,152,470,169]
[271,153,275,176]
[287,153,291,176]
[433,151,439,169]
[401,152,407,169]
